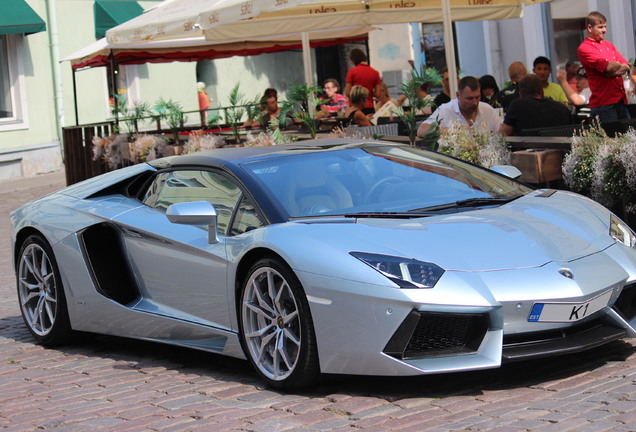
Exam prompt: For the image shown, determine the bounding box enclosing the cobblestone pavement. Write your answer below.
[1,171,636,432]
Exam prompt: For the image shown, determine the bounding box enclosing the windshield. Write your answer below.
[241,145,531,218]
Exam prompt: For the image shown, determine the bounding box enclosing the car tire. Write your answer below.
[16,234,72,346]
[239,257,320,389]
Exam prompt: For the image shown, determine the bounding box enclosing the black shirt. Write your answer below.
[432,92,451,112]
[495,83,519,111]
[503,97,572,135]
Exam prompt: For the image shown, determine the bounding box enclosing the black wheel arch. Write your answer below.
[234,247,288,307]
[13,227,48,273]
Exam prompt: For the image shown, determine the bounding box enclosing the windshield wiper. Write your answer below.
[344,211,436,219]
[411,194,523,213]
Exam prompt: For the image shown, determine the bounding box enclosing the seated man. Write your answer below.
[317,78,348,118]
[499,74,572,136]
[417,76,502,138]
[495,61,527,111]
[533,56,568,104]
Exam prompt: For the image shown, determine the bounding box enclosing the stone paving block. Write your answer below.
[381,404,441,420]
[615,420,636,431]
[270,399,328,414]
[290,409,343,426]
[602,400,636,413]
[484,427,533,432]
[390,397,437,409]
[382,410,452,430]
[243,408,296,424]
[397,417,454,432]
[349,403,403,420]
[246,416,306,432]
[350,414,393,429]
[572,419,625,432]
[339,426,386,432]
[437,413,493,430]
[608,410,636,423]
[324,396,387,416]
[207,384,260,399]
[323,393,353,403]
[114,415,175,431]
[64,415,127,428]
[147,415,200,430]
[155,394,215,410]
[308,419,354,430]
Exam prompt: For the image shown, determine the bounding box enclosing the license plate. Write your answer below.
[528,290,613,323]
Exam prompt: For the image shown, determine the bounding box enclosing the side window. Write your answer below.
[142,170,249,235]
[231,196,263,235]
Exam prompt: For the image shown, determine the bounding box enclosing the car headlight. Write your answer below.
[350,252,444,289]
[610,214,636,247]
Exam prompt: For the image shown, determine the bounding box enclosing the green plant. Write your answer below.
[154,98,184,143]
[279,83,322,139]
[111,96,153,135]
[392,67,441,145]
[225,84,246,144]
[206,110,223,128]
[245,95,262,127]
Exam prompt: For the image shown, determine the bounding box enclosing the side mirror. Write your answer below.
[490,165,522,179]
[166,201,218,244]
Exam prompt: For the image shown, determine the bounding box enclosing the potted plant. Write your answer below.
[392,67,442,146]
[279,83,322,139]
[154,98,184,144]
[437,124,510,168]
[563,120,636,221]
[224,83,247,145]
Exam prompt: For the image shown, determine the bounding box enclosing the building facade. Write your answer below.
[1,0,635,181]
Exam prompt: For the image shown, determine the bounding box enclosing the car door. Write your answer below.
[112,168,259,331]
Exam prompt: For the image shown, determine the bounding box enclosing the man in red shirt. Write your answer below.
[344,48,382,115]
[577,11,631,122]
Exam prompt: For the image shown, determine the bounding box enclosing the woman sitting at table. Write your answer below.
[375,82,399,113]
[343,85,372,127]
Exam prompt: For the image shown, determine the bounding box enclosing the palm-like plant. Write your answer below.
[111,96,154,136]
[393,67,442,145]
[244,95,262,128]
[279,84,322,139]
[225,84,246,144]
[154,98,184,143]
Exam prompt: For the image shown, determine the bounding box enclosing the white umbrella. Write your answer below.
[107,0,553,93]
[106,0,318,44]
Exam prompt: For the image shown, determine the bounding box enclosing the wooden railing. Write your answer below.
[62,122,115,186]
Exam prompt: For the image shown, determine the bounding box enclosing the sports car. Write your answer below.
[11,139,636,389]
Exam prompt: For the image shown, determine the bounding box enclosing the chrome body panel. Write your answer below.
[10,140,636,377]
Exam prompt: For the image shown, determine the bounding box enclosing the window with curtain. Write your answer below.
[0,35,14,119]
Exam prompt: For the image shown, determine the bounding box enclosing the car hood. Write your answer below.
[286,191,615,272]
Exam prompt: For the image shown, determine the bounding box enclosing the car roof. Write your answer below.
[148,138,395,169]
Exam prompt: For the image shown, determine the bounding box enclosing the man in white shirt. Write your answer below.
[417,76,502,137]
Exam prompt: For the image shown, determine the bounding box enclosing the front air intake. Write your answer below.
[613,282,636,321]
[384,311,489,360]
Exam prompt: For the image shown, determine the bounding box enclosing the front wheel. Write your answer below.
[16,234,72,346]
[239,257,320,389]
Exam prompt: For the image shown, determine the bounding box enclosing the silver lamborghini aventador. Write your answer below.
[11,139,636,389]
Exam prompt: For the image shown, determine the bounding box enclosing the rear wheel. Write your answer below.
[239,257,320,389]
[16,234,72,346]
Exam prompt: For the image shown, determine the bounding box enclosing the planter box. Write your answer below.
[511,149,563,184]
